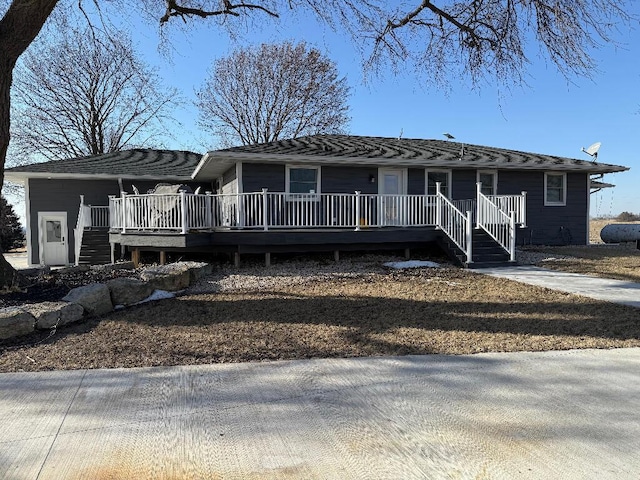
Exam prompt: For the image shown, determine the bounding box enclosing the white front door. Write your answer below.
[39,213,68,266]
[379,169,407,226]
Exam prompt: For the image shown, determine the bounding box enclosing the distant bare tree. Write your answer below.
[196,41,350,146]
[10,26,179,163]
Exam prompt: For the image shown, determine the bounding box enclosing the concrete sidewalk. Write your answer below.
[481,265,640,308]
[2,348,640,479]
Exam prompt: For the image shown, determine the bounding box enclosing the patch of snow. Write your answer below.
[135,290,176,305]
[383,260,441,269]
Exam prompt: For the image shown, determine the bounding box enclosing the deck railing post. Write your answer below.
[354,191,361,231]
[180,191,187,234]
[205,192,212,228]
[520,191,527,227]
[466,210,473,264]
[475,182,482,228]
[262,188,269,231]
[121,192,127,233]
[509,211,516,262]
[435,182,442,229]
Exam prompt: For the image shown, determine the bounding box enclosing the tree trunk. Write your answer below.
[0,0,60,287]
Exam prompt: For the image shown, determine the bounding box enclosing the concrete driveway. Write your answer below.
[2,348,640,479]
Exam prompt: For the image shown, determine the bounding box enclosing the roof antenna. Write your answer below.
[581,142,601,162]
[443,132,455,140]
[398,128,403,140]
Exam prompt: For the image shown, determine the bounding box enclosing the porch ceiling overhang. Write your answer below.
[192,150,629,181]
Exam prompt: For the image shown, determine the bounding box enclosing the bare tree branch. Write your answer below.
[196,41,350,147]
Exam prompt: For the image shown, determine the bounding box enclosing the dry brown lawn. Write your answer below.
[522,219,640,283]
[2,266,639,373]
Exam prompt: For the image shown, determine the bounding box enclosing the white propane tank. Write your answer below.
[600,224,640,243]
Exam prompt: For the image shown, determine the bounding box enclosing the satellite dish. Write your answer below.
[443,132,455,140]
[581,142,601,161]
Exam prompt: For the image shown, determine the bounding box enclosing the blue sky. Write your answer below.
[123,6,640,217]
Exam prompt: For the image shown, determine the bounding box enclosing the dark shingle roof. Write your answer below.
[6,149,202,180]
[205,135,628,174]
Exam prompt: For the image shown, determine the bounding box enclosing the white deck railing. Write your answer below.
[436,184,473,263]
[109,190,446,232]
[477,184,516,262]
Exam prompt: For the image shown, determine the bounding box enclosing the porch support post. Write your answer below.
[180,191,188,234]
[509,211,516,262]
[159,251,166,265]
[265,252,271,267]
[354,191,361,231]
[262,188,269,231]
[520,191,527,227]
[435,183,441,229]
[233,251,240,268]
[131,248,140,268]
[110,242,115,265]
[466,210,473,264]
[121,192,127,234]
[404,248,410,259]
[334,250,339,262]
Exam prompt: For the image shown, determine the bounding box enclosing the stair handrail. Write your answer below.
[476,183,516,262]
[435,183,473,263]
[74,195,89,266]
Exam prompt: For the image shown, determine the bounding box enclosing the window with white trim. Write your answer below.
[426,170,452,198]
[477,170,497,196]
[286,165,320,198]
[544,172,566,206]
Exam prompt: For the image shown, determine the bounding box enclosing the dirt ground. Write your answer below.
[1,263,639,373]
[524,219,640,283]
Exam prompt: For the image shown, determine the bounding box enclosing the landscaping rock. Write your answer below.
[0,307,35,339]
[91,261,135,273]
[140,263,191,291]
[182,262,213,283]
[23,302,85,330]
[107,277,154,306]
[63,283,113,316]
[56,264,90,275]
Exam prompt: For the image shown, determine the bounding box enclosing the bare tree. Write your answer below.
[10,26,178,163]
[196,42,350,146]
[0,0,635,286]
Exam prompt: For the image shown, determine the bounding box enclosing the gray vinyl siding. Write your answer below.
[28,178,121,264]
[221,165,237,188]
[28,178,211,264]
[451,170,477,200]
[322,166,377,194]
[407,169,424,195]
[505,171,588,246]
[242,163,285,192]
[235,161,591,246]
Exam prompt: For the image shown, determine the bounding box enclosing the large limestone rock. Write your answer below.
[63,283,113,316]
[0,307,35,339]
[182,262,213,283]
[23,302,85,330]
[140,263,191,291]
[91,261,135,273]
[107,277,154,306]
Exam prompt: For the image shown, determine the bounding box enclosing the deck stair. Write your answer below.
[438,228,514,269]
[77,229,111,265]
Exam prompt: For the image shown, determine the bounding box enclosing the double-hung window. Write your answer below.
[544,172,566,206]
[477,170,497,196]
[286,165,320,199]
[426,170,451,198]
